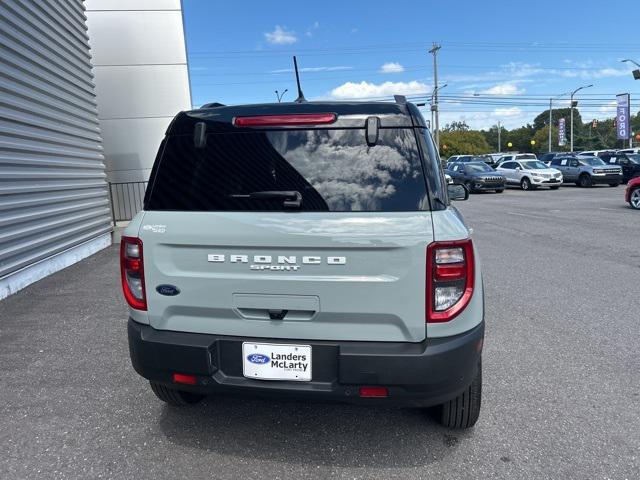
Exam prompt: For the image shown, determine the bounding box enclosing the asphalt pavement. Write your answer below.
[1,184,638,479]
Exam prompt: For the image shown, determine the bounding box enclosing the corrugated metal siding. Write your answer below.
[0,0,111,278]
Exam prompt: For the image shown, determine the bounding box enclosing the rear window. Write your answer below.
[146,128,429,212]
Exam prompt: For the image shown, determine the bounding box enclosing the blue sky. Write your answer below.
[183,0,640,130]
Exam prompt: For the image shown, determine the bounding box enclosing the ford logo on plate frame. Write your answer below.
[247,353,270,365]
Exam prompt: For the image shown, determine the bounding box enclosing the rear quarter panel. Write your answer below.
[428,208,484,338]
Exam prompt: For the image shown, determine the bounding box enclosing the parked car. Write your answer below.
[625,176,640,209]
[496,153,537,165]
[496,159,563,190]
[447,161,506,193]
[550,155,622,187]
[538,152,561,166]
[602,153,640,183]
[616,148,640,155]
[446,155,473,163]
[578,150,615,158]
[121,99,485,429]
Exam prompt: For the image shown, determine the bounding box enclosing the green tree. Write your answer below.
[533,108,579,131]
[503,124,536,152]
[439,130,491,157]
[442,121,471,132]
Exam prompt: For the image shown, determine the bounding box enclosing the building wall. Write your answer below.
[85,0,191,184]
[0,0,112,300]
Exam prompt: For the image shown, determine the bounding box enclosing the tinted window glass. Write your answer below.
[501,162,514,169]
[147,128,429,212]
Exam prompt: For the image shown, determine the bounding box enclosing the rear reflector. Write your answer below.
[359,386,388,398]
[172,373,197,385]
[234,113,336,127]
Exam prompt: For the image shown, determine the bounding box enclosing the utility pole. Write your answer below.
[497,121,501,152]
[570,84,593,152]
[548,98,552,152]
[428,43,442,151]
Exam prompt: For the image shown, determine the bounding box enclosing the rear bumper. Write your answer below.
[128,319,484,407]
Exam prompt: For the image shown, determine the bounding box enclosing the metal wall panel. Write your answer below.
[0,0,111,279]
[85,2,191,187]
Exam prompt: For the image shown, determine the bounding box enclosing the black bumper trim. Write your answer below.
[128,319,484,407]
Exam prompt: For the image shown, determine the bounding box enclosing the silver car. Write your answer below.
[496,160,563,190]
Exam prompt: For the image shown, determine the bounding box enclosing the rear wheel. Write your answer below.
[149,381,205,406]
[495,189,504,193]
[520,178,531,191]
[434,360,482,429]
[579,173,593,188]
[465,181,474,194]
[630,188,640,210]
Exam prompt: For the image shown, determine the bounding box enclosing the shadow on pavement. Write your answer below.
[157,395,469,468]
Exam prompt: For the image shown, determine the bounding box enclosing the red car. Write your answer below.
[625,177,640,210]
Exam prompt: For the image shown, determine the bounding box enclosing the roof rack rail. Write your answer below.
[200,102,226,109]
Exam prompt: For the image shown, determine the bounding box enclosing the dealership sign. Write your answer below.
[616,93,630,140]
[558,118,566,146]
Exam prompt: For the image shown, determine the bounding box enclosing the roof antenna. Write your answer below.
[293,56,306,103]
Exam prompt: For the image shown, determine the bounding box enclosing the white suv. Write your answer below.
[497,159,563,190]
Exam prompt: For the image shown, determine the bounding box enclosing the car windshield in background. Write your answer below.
[522,161,549,170]
[518,154,537,159]
[465,163,493,173]
[627,155,640,164]
[147,128,429,212]
[579,157,606,166]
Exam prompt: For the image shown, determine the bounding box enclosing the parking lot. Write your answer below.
[0,185,638,480]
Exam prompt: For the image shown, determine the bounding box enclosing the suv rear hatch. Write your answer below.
[138,108,436,342]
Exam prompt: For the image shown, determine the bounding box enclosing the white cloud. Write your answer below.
[305,21,320,37]
[493,107,523,117]
[329,80,428,99]
[265,26,297,45]
[599,100,617,114]
[480,83,525,95]
[380,62,405,73]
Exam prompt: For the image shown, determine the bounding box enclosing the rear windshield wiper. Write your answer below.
[228,190,302,208]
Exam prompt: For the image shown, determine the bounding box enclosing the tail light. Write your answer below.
[233,113,336,127]
[426,239,474,323]
[120,236,147,310]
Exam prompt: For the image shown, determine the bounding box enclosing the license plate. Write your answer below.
[242,343,312,381]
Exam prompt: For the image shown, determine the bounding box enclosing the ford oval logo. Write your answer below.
[247,353,270,364]
[156,284,180,296]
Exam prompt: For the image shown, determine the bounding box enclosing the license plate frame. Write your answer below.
[242,342,312,381]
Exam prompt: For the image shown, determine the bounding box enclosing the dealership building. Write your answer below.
[0,0,190,299]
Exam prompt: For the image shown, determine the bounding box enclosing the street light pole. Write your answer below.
[548,98,552,153]
[570,84,593,152]
[428,43,442,151]
[430,83,447,137]
[497,121,501,152]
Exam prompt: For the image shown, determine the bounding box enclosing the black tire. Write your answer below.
[495,189,504,193]
[550,186,560,190]
[579,173,592,188]
[434,361,482,429]
[149,381,205,406]
[520,177,531,191]
[609,183,619,187]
